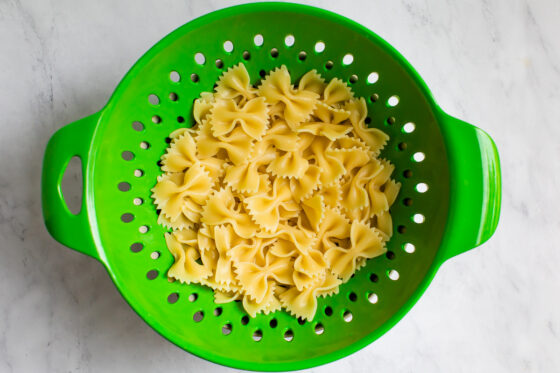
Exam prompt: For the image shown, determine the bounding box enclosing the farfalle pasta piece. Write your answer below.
[223,162,260,194]
[258,65,319,129]
[314,101,351,124]
[214,289,242,304]
[344,98,389,154]
[383,179,401,207]
[230,236,276,266]
[210,97,269,140]
[165,232,212,284]
[367,160,401,215]
[151,163,212,227]
[259,224,315,263]
[327,146,371,175]
[259,223,326,279]
[161,130,197,172]
[197,230,243,293]
[340,160,383,214]
[315,208,352,254]
[267,133,314,179]
[157,203,200,231]
[322,78,354,107]
[168,127,190,140]
[293,248,327,280]
[196,121,254,165]
[334,135,372,155]
[308,137,346,186]
[236,252,294,302]
[280,272,341,321]
[325,220,385,282]
[161,130,225,179]
[193,92,215,125]
[301,194,325,231]
[215,63,257,102]
[268,102,284,121]
[223,141,275,194]
[278,199,301,221]
[242,284,282,317]
[173,229,198,246]
[212,225,246,286]
[297,102,352,141]
[267,149,309,179]
[317,181,342,209]
[197,224,214,252]
[245,177,293,232]
[261,119,299,152]
[298,69,326,96]
[374,210,394,242]
[293,269,324,291]
[201,188,259,238]
[201,274,240,293]
[289,165,321,201]
[296,122,351,141]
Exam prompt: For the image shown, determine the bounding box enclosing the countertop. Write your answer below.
[1,0,559,372]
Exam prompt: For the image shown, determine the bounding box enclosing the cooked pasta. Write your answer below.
[152,63,400,320]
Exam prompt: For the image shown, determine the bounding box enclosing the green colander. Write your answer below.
[41,2,501,371]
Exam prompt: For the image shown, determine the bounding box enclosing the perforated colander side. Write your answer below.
[89,3,450,370]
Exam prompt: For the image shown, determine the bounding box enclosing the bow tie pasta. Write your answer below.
[152,63,400,321]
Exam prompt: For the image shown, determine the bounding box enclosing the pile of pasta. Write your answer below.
[152,63,400,320]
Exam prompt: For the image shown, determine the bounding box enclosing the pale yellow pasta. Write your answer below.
[324,221,385,282]
[280,272,341,321]
[258,66,319,129]
[201,188,259,238]
[193,92,215,125]
[213,225,245,286]
[210,97,269,140]
[374,210,394,242]
[235,252,293,303]
[267,150,309,179]
[215,63,256,102]
[261,119,299,152]
[300,194,325,231]
[244,178,292,232]
[196,121,253,166]
[367,159,398,216]
[165,232,212,284]
[289,164,321,201]
[315,207,352,254]
[317,181,342,209]
[153,63,401,320]
[298,69,326,96]
[344,98,389,155]
[151,163,212,229]
[296,103,352,141]
[161,129,225,179]
[340,161,382,215]
[243,286,282,317]
[327,146,371,175]
[230,237,275,265]
[308,136,346,186]
[322,78,354,106]
[214,289,242,304]
[222,140,275,194]
[262,224,315,257]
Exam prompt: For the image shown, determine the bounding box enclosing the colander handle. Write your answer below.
[42,112,100,260]
[438,112,501,261]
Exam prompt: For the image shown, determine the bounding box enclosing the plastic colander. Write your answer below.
[41,2,501,371]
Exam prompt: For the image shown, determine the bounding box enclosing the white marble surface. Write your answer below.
[1,0,559,372]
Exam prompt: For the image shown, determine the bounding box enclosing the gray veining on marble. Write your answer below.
[1,0,559,372]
